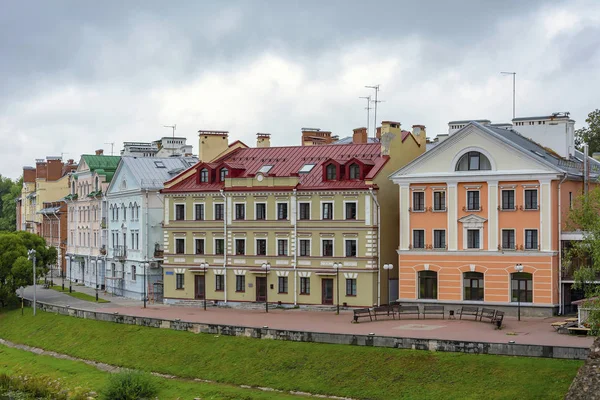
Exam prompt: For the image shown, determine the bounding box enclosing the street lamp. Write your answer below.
[200,262,209,311]
[383,264,394,305]
[261,262,271,313]
[94,256,99,302]
[514,263,524,321]
[69,255,74,293]
[143,259,148,309]
[27,249,37,316]
[333,262,342,314]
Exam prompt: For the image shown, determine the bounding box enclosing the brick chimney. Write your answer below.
[256,133,271,148]
[46,157,63,181]
[352,127,368,144]
[35,159,47,180]
[376,127,382,139]
[23,167,36,183]
[95,149,104,155]
[301,128,333,146]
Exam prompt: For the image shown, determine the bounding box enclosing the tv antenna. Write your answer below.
[500,72,516,119]
[163,124,177,156]
[365,85,382,137]
[359,96,372,136]
[104,143,115,155]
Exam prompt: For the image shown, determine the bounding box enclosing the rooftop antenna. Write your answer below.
[104,143,115,156]
[365,85,381,137]
[163,124,177,156]
[500,72,516,119]
[60,152,68,160]
[359,96,372,136]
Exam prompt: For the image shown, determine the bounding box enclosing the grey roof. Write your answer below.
[448,119,491,124]
[426,141,441,152]
[121,156,199,190]
[38,206,61,214]
[332,136,380,145]
[512,115,574,122]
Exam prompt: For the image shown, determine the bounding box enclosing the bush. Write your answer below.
[102,371,157,400]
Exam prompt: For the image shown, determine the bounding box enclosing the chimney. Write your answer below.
[301,128,334,146]
[412,125,427,145]
[46,157,63,181]
[23,166,36,183]
[256,133,271,148]
[95,149,104,155]
[198,130,229,162]
[376,127,382,139]
[67,159,75,165]
[35,159,47,180]
[352,127,368,144]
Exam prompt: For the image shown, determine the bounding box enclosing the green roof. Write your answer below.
[81,155,120,182]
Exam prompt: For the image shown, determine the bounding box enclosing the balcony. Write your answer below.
[114,245,127,261]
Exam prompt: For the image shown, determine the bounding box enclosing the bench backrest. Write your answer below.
[424,305,444,310]
[461,306,479,312]
[481,308,495,315]
[354,308,371,314]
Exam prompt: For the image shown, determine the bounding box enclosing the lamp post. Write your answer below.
[383,264,394,305]
[69,255,74,293]
[200,262,209,310]
[515,263,524,321]
[143,259,148,309]
[333,262,342,314]
[261,262,271,313]
[27,249,37,316]
[61,251,65,291]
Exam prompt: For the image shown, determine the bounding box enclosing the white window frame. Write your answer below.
[213,237,225,255]
[432,190,446,212]
[255,237,268,256]
[194,238,205,255]
[255,202,267,220]
[321,238,335,257]
[174,203,186,221]
[276,201,289,221]
[213,202,225,221]
[131,265,137,281]
[344,238,358,257]
[501,228,516,250]
[234,202,246,221]
[193,202,205,221]
[343,201,358,220]
[412,191,425,212]
[523,188,539,210]
[412,229,425,249]
[466,190,481,211]
[464,228,482,250]
[277,238,289,256]
[298,202,311,220]
[432,229,446,249]
[174,237,186,254]
[321,201,334,220]
[234,237,246,255]
[523,228,539,250]
[500,189,516,211]
[298,238,312,257]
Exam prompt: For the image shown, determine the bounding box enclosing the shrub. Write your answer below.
[102,371,157,400]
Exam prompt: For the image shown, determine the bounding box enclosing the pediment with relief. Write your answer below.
[458,214,487,228]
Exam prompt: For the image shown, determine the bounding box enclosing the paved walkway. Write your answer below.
[24,285,594,348]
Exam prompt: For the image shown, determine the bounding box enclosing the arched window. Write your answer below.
[200,168,209,183]
[349,163,360,180]
[220,168,228,182]
[511,272,533,302]
[463,272,484,301]
[71,181,75,195]
[418,270,437,299]
[326,164,337,180]
[122,204,127,221]
[455,151,491,171]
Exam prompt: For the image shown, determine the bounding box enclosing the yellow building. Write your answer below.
[161,123,425,308]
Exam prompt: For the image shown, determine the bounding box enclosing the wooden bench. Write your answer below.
[551,321,568,331]
[353,308,372,323]
[373,306,395,321]
[459,306,479,320]
[479,308,496,322]
[491,311,505,328]
[423,305,445,319]
[398,305,420,319]
[568,327,591,336]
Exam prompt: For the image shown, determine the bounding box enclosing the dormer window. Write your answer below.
[455,151,491,171]
[349,163,360,180]
[326,164,337,180]
[220,168,228,182]
[200,168,209,183]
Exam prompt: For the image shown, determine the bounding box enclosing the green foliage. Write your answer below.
[0,176,21,232]
[101,371,157,400]
[575,109,600,154]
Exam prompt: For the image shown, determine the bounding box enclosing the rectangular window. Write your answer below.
[524,189,538,210]
[300,277,310,294]
[433,230,446,249]
[215,239,225,255]
[345,239,357,257]
[277,203,288,220]
[467,229,480,249]
[433,191,446,211]
[215,274,224,291]
[467,191,480,211]
[176,273,184,290]
[413,230,425,249]
[501,190,515,210]
[235,275,245,292]
[346,278,357,296]
[299,203,310,220]
[255,203,266,220]
[525,229,538,250]
[175,238,185,254]
[235,204,245,220]
[131,265,136,281]
[322,203,333,220]
[194,204,204,220]
[175,204,185,220]
[256,239,267,256]
[413,192,425,211]
[235,239,245,255]
[345,202,357,220]
[195,239,205,255]
[322,239,333,257]
[214,204,224,221]
[278,276,288,293]
[502,229,515,250]
[277,239,288,256]
[299,239,311,256]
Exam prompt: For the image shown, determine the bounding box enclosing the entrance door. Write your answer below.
[195,275,205,300]
[322,279,334,305]
[256,277,267,301]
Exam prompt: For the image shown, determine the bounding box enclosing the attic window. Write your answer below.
[455,151,491,171]
[349,163,360,180]
[258,165,273,174]
[326,164,337,180]
[200,168,209,183]
[299,164,315,173]
[220,168,228,182]
[154,161,166,168]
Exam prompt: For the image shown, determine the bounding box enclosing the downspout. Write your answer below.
[368,188,381,306]
[220,189,227,303]
[558,172,568,315]
[293,188,298,306]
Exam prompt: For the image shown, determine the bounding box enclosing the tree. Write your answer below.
[0,175,22,231]
[0,231,53,307]
[575,109,600,155]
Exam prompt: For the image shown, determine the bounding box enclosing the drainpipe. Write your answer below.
[293,188,298,306]
[220,189,228,303]
[558,172,568,315]
[368,188,381,306]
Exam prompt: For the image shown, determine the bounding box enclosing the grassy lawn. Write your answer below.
[0,344,304,399]
[0,308,583,400]
[49,285,110,303]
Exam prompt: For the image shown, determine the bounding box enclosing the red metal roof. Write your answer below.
[163,142,389,193]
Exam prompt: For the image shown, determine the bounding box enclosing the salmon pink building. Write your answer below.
[390,114,599,316]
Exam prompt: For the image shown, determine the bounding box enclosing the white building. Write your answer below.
[105,156,197,300]
[121,137,193,158]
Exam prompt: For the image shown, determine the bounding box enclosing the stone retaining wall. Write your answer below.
[566,337,600,399]
[25,300,589,360]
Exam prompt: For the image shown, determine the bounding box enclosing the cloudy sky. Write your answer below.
[1,0,599,178]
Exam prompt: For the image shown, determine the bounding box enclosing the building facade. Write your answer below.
[161,123,426,308]
[38,201,68,280]
[390,114,598,316]
[105,156,197,300]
